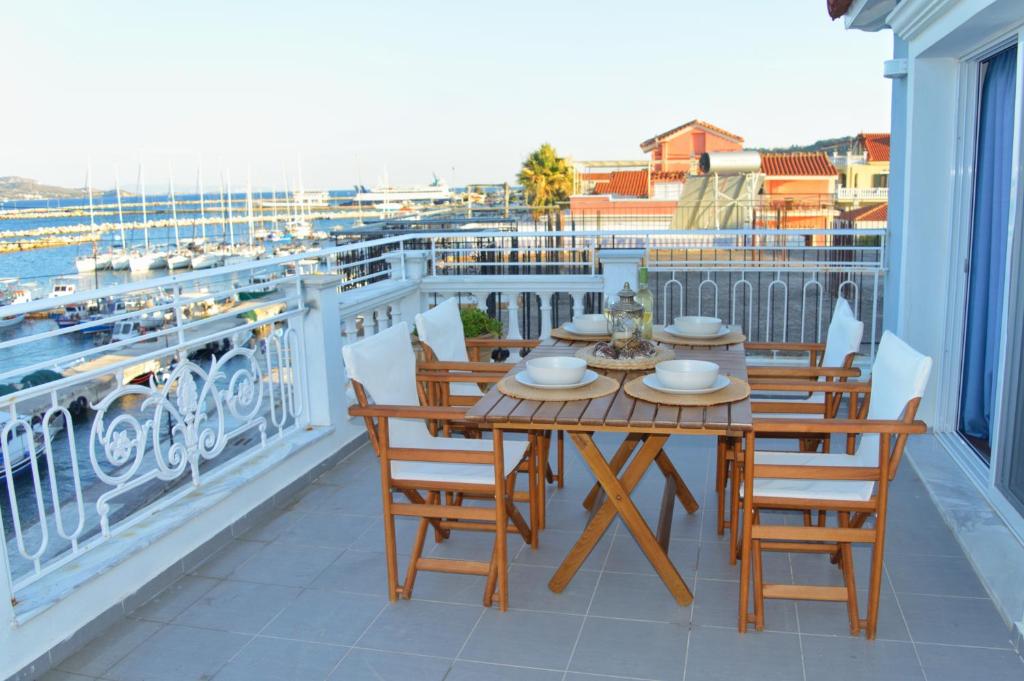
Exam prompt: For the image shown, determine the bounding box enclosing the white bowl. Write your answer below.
[655,359,720,390]
[572,314,608,333]
[526,356,588,386]
[673,315,722,336]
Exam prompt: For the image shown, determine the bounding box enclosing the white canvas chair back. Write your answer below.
[820,299,864,369]
[342,322,431,447]
[856,331,932,462]
[415,298,470,363]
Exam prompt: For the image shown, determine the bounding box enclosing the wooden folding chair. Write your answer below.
[737,331,932,638]
[717,300,864,560]
[415,297,567,489]
[344,323,541,609]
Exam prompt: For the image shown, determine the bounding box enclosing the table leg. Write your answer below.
[654,450,699,514]
[557,432,694,606]
[582,432,643,511]
[656,476,676,551]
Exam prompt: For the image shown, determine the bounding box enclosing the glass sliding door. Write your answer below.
[958,46,1018,463]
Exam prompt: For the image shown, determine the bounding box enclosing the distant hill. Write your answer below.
[752,135,858,154]
[0,176,127,201]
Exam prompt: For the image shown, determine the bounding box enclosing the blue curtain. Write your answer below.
[960,46,1018,442]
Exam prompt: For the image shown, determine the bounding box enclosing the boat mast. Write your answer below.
[246,168,255,248]
[225,169,235,246]
[218,172,226,246]
[197,162,206,242]
[169,163,180,250]
[114,166,126,250]
[140,160,149,251]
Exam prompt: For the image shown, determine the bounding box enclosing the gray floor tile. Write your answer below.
[801,636,923,681]
[461,609,582,669]
[129,576,219,623]
[356,600,482,657]
[274,511,374,549]
[696,539,790,583]
[916,642,1024,681]
[211,637,347,681]
[172,580,300,634]
[897,593,1014,648]
[602,534,698,579]
[589,571,690,624]
[350,516,432,553]
[38,672,95,681]
[407,566,488,606]
[57,619,162,677]
[683,626,802,681]
[512,529,611,573]
[797,587,909,641]
[445,660,564,680]
[508,564,598,614]
[189,540,263,579]
[242,509,304,542]
[569,616,686,679]
[885,552,987,597]
[326,649,451,680]
[308,549,401,596]
[564,674,636,680]
[262,588,385,645]
[229,541,341,588]
[690,578,798,633]
[103,624,249,681]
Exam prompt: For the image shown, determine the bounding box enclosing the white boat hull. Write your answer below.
[0,314,24,328]
[190,253,223,270]
[75,258,97,274]
[167,255,191,270]
[110,255,130,270]
[129,253,168,273]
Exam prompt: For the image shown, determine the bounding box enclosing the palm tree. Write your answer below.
[518,143,574,209]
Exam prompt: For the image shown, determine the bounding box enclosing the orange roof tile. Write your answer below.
[761,152,838,177]
[579,172,612,181]
[640,119,744,151]
[858,133,890,162]
[593,170,649,197]
[838,203,887,223]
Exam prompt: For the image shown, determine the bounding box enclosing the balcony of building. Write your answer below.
[1,227,1021,680]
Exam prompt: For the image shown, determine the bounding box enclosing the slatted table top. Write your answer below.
[465,338,753,435]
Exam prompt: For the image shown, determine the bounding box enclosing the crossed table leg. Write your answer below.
[548,431,699,606]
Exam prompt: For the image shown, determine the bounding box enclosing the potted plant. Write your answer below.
[459,307,506,362]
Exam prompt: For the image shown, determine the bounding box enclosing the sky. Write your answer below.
[0,1,893,191]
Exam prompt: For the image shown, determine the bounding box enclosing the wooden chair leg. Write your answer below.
[402,491,436,599]
[536,433,547,531]
[716,437,727,535]
[838,511,861,636]
[729,439,743,565]
[737,433,755,630]
[493,431,510,611]
[483,542,498,608]
[557,429,565,488]
[752,510,765,631]
[380,486,401,601]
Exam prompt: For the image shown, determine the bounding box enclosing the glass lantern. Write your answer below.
[608,282,644,349]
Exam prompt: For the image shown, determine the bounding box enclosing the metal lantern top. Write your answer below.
[608,282,644,347]
[609,282,643,317]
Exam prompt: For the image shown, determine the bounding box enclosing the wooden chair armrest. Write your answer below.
[417,372,506,384]
[418,360,512,373]
[349,404,469,420]
[747,366,861,379]
[465,338,540,349]
[745,342,826,352]
[748,380,871,394]
[753,418,927,435]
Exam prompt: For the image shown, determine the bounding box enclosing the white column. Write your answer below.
[382,249,430,282]
[539,293,553,340]
[299,275,345,428]
[374,306,389,333]
[473,291,490,312]
[597,249,645,302]
[571,290,586,320]
[505,293,523,361]
[342,315,359,345]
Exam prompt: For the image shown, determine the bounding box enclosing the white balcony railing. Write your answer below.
[0,227,885,665]
[837,187,888,201]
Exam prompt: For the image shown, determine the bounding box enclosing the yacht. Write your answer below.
[0,278,29,328]
[354,175,450,204]
[49,278,77,298]
[0,412,58,481]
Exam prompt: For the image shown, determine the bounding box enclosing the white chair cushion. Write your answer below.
[390,437,528,485]
[415,298,471,363]
[821,306,864,369]
[342,322,432,445]
[749,451,874,502]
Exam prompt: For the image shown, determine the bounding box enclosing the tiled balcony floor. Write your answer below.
[48,433,1024,681]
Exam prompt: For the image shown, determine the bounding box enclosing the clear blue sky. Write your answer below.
[0,0,892,191]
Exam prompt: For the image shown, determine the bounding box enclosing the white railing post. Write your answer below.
[571,291,585,320]
[597,249,645,302]
[299,275,345,428]
[505,293,523,361]
[539,293,553,340]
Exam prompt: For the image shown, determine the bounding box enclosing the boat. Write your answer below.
[190,251,223,270]
[0,412,53,481]
[165,165,190,272]
[110,169,130,270]
[167,252,191,270]
[238,274,276,301]
[0,278,28,328]
[75,166,113,274]
[128,161,168,272]
[110,319,143,343]
[354,174,451,204]
[49,278,77,298]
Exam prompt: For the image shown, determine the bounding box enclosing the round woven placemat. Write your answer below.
[551,326,611,342]
[624,375,751,406]
[653,325,747,347]
[497,374,620,401]
[575,344,675,370]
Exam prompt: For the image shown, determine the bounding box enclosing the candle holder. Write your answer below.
[607,282,644,350]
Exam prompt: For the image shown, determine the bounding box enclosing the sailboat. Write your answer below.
[190,164,222,270]
[129,162,168,272]
[110,167,130,270]
[75,165,111,273]
[166,166,191,271]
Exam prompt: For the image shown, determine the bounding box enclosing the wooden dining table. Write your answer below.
[465,336,754,606]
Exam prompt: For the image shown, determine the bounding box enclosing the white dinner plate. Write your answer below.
[663,324,731,339]
[515,369,600,390]
[563,322,608,336]
[642,373,731,395]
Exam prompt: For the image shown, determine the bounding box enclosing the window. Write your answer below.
[872,173,888,189]
[957,46,1018,463]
